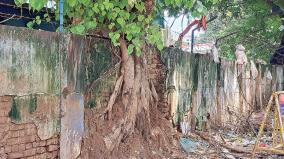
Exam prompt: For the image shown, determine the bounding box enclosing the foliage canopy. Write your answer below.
[15,0,220,55]
[204,0,284,61]
[15,0,284,61]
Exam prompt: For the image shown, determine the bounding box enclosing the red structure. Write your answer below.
[177,16,207,43]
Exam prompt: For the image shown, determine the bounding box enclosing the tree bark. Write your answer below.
[103,38,158,153]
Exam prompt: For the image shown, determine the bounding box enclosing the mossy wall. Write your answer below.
[163,48,284,128]
[0,24,113,158]
[0,25,62,95]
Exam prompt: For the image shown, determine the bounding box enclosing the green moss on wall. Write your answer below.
[29,94,37,113]
[86,99,97,109]
[8,98,21,121]
[191,54,199,92]
[31,34,61,94]
[82,39,112,87]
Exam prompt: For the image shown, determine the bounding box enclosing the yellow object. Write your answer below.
[252,91,284,158]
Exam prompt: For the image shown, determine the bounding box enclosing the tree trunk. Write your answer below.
[103,38,159,153]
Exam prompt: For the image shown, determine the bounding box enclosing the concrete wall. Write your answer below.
[0,24,116,159]
[163,48,284,129]
[2,23,281,158]
[0,25,88,159]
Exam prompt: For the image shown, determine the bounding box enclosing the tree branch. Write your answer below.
[0,14,15,24]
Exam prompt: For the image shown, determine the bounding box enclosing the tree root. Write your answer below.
[104,74,124,120]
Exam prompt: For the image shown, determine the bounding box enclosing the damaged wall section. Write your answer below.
[163,48,284,130]
[0,24,90,159]
[0,25,63,159]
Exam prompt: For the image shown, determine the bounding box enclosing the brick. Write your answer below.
[51,150,58,158]
[0,110,9,117]
[38,141,46,147]
[19,131,25,137]
[0,96,12,102]
[10,131,19,138]
[46,138,58,145]
[0,105,11,113]
[0,117,10,124]
[35,136,41,141]
[32,142,38,148]
[25,143,32,150]
[0,124,9,132]
[25,127,36,136]
[9,124,25,131]
[23,148,36,157]
[46,152,53,158]
[36,147,46,154]
[47,145,58,152]
[0,153,7,159]
[34,153,51,159]
[21,135,36,144]
[19,144,25,151]
[0,131,10,140]
[32,141,45,148]
[6,138,19,145]
[0,147,4,154]
[8,152,23,159]
[4,146,11,153]
[11,145,19,152]
[25,124,36,130]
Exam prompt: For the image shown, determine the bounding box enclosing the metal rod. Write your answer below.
[275,95,284,144]
[59,0,63,32]
[191,16,217,54]
[251,94,274,158]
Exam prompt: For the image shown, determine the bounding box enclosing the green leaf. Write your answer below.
[191,10,201,17]
[44,13,48,18]
[85,20,97,30]
[36,19,41,25]
[102,11,106,16]
[165,0,171,5]
[135,46,142,56]
[175,0,182,5]
[46,17,51,22]
[186,1,194,9]
[30,0,46,11]
[196,1,204,12]
[99,3,105,10]
[87,10,94,17]
[68,0,77,7]
[145,16,152,23]
[135,2,145,12]
[127,44,134,54]
[109,32,120,45]
[132,38,141,47]
[157,42,164,51]
[128,0,135,7]
[92,3,100,13]
[14,0,25,6]
[109,12,118,20]
[70,25,85,34]
[103,1,114,10]
[108,23,115,29]
[212,0,219,4]
[117,18,125,26]
[27,21,34,28]
[138,15,145,22]
[126,34,133,41]
[80,0,90,6]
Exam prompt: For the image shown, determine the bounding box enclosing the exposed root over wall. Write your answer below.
[80,41,182,158]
